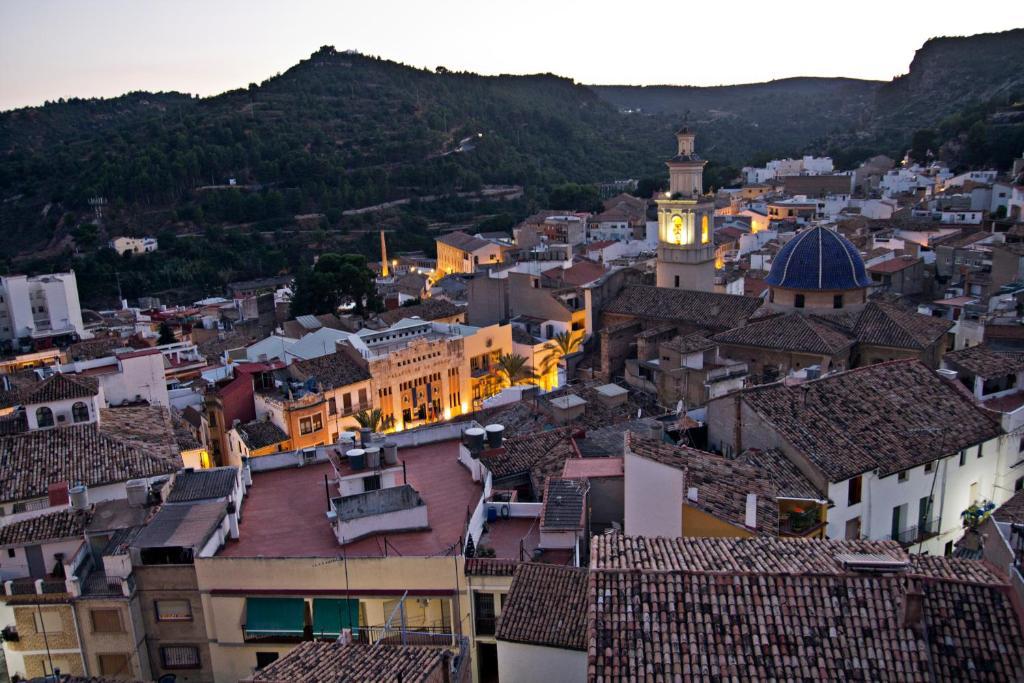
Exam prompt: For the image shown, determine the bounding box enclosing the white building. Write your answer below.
[109,236,158,255]
[0,272,89,347]
[53,347,170,407]
[706,361,1017,556]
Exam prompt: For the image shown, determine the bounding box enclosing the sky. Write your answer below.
[1,0,1022,111]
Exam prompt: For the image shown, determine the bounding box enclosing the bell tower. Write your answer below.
[655,127,716,291]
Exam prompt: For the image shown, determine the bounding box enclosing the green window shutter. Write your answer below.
[244,597,305,636]
[313,598,360,637]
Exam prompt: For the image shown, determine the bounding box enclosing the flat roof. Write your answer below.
[220,439,482,558]
[549,395,587,410]
[133,501,226,550]
[562,457,624,479]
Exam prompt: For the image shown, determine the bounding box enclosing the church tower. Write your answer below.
[655,127,715,291]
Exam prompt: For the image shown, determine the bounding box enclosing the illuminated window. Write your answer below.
[701,215,709,244]
[671,215,684,244]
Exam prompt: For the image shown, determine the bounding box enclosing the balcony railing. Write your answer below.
[474,615,496,637]
[888,518,941,546]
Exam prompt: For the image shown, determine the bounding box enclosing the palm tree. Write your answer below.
[354,408,387,432]
[493,353,536,387]
[551,330,582,358]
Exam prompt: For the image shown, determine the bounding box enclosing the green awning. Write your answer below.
[245,597,305,636]
[313,598,360,637]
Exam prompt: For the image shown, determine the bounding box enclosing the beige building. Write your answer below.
[436,232,505,275]
[339,319,512,431]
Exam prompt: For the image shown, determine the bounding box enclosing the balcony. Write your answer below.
[779,507,826,537]
[888,518,941,546]
[3,576,69,598]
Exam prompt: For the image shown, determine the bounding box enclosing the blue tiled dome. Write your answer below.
[765,226,872,291]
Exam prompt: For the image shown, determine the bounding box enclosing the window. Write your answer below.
[256,652,279,670]
[155,599,193,622]
[36,406,54,428]
[674,275,680,288]
[161,645,201,669]
[91,609,123,633]
[959,450,966,467]
[362,475,381,492]
[978,442,984,458]
[342,393,352,413]
[299,414,323,435]
[924,461,934,473]
[328,398,337,416]
[474,592,496,636]
[891,503,907,540]
[944,540,954,556]
[898,470,908,483]
[844,517,861,540]
[833,294,843,309]
[358,388,368,407]
[794,294,805,309]
[1014,476,1023,492]
[33,609,63,634]
[72,401,89,423]
[7,548,14,558]
[98,654,130,676]
[847,476,862,506]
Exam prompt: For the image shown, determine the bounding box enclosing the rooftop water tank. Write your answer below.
[346,448,366,470]
[69,484,90,511]
[484,424,505,449]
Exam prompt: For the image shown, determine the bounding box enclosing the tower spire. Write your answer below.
[380,230,389,278]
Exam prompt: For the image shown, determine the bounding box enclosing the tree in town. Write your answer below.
[157,321,176,345]
[493,353,536,387]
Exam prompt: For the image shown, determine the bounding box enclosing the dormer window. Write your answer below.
[72,401,90,423]
[36,406,54,428]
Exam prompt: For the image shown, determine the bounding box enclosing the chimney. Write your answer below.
[687,487,698,502]
[732,393,743,454]
[901,587,925,631]
[744,493,758,529]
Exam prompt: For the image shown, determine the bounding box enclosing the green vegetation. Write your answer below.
[290,252,380,316]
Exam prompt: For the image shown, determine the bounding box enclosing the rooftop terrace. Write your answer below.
[220,439,482,558]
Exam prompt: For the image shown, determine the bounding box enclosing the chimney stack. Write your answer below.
[744,493,758,529]
[901,587,925,631]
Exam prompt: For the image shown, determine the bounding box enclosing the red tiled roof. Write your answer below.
[248,642,443,683]
[867,256,921,273]
[562,457,623,479]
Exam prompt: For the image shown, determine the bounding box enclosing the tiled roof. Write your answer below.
[740,360,1002,481]
[496,563,588,651]
[740,447,823,499]
[480,427,579,495]
[603,285,762,330]
[628,435,778,534]
[22,373,98,404]
[991,489,1024,524]
[868,256,921,273]
[662,332,715,355]
[99,405,181,464]
[436,230,493,252]
[713,312,853,355]
[0,508,89,546]
[540,478,586,530]
[166,467,237,503]
[849,300,953,350]
[181,405,204,430]
[588,567,1023,681]
[289,350,371,390]
[465,558,518,576]
[248,641,444,683]
[944,344,1024,378]
[765,226,873,290]
[171,411,202,451]
[0,425,178,504]
[236,419,289,450]
[376,299,465,326]
[542,259,607,286]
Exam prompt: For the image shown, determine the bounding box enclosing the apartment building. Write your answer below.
[0,272,89,350]
[435,232,505,275]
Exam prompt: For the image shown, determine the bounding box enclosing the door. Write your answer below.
[25,544,46,578]
[844,517,861,540]
[918,496,933,535]
[890,504,906,542]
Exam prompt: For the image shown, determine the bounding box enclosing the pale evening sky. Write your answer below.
[1,0,1022,111]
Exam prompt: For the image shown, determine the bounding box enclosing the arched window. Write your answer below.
[701,215,710,244]
[36,406,54,428]
[72,401,89,423]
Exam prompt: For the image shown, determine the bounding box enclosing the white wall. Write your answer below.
[26,394,102,430]
[334,504,429,544]
[497,641,586,683]
[102,353,169,406]
[0,538,82,582]
[624,451,682,537]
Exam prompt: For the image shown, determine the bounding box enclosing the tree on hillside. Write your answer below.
[157,322,176,345]
[547,183,602,212]
[909,129,937,164]
[290,253,381,317]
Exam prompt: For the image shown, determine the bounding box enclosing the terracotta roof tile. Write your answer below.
[248,641,444,683]
[0,508,89,546]
[0,425,178,504]
[739,360,1001,481]
[496,563,588,651]
[603,285,763,331]
[236,419,289,450]
[289,349,371,390]
[540,478,586,530]
[376,299,465,326]
[944,344,1024,378]
[22,373,98,404]
[851,300,953,350]
[628,435,778,534]
[713,312,854,355]
[480,427,579,495]
[465,558,519,576]
[740,447,823,500]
